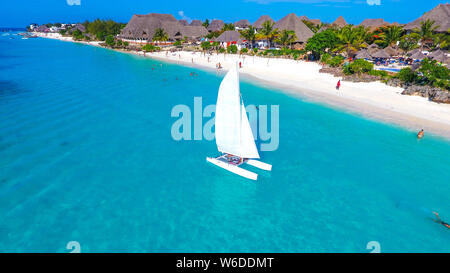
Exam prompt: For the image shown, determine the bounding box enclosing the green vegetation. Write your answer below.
[84,19,125,41]
[258,21,279,49]
[202,19,210,28]
[227,45,238,54]
[240,26,257,49]
[395,59,449,90]
[72,29,84,41]
[305,29,339,60]
[142,44,161,52]
[105,35,115,47]
[222,23,235,32]
[343,59,374,75]
[275,30,297,49]
[153,28,169,42]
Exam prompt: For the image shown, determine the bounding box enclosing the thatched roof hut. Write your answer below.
[332,16,348,28]
[274,13,314,43]
[384,46,398,57]
[120,13,207,41]
[308,19,321,25]
[355,49,372,59]
[429,49,445,58]
[207,20,225,32]
[367,43,380,55]
[406,48,421,56]
[215,30,243,43]
[410,51,426,60]
[179,20,188,26]
[253,15,274,29]
[359,18,390,31]
[404,4,450,33]
[433,54,448,63]
[234,19,250,29]
[190,20,203,26]
[372,49,390,59]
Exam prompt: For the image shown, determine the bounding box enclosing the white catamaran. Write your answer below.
[207,62,272,180]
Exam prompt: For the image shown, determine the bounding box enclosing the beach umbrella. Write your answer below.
[384,46,398,57]
[429,49,444,58]
[407,48,421,56]
[371,49,390,59]
[433,54,448,63]
[410,51,426,60]
[355,49,372,59]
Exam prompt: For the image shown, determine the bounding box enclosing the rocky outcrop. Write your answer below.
[402,85,450,104]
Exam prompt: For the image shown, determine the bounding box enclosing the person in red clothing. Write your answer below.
[336,80,341,90]
[239,61,242,68]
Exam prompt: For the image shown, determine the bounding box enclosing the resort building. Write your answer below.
[189,20,203,27]
[404,3,450,33]
[207,20,225,32]
[253,15,274,30]
[234,19,251,30]
[273,13,314,46]
[215,30,246,49]
[358,18,391,31]
[332,16,348,28]
[119,13,208,43]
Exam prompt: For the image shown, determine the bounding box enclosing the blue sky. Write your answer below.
[0,0,447,27]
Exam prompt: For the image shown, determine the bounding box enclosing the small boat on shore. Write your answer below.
[207,62,272,181]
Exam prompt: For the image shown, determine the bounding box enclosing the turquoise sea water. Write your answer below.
[0,35,449,253]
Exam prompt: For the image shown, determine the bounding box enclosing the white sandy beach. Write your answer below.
[37,33,450,138]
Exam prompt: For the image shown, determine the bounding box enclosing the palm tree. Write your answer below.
[335,25,367,57]
[202,19,210,28]
[152,28,168,42]
[382,25,404,47]
[221,23,235,32]
[240,26,257,49]
[275,30,297,49]
[259,21,279,49]
[415,19,439,49]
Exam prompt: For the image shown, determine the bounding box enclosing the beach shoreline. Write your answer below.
[37,33,450,140]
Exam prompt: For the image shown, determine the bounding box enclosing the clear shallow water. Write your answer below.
[0,36,449,253]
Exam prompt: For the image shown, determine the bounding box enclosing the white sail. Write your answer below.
[239,103,260,159]
[215,63,259,159]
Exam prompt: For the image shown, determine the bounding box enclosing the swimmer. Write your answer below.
[433,212,450,229]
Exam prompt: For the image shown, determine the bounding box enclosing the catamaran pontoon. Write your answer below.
[206,62,272,180]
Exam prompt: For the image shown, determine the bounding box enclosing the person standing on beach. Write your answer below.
[336,80,341,90]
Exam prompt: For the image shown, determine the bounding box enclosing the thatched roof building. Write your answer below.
[179,20,188,26]
[234,19,251,29]
[355,49,372,59]
[190,20,203,26]
[359,19,390,31]
[433,54,448,63]
[429,49,445,58]
[274,13,314,43]
[384,46,398,57]
[207,20,225,32]
[367,43,380,55]
[253,15,274,29]
[410,51,426,60]
[332,16,348,28]
[372,49,390,59]
[406,48,421,56]
[308,19,321,25]
[120,13,207,41]
[404,4,450,33]
[215,31,244,43]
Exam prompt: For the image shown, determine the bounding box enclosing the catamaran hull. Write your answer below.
[206,157,258,181]
[246,160,272,171]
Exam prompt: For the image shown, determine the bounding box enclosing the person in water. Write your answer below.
[417,129,425,139]
[433,212,450,229]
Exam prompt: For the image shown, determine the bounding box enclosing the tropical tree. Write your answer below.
[275,30,297,49]
[222,23,235,32]
[202,19,210,28]
[433,31,450,50]
[399,32,420,51]
[334,25,367,57]
[415,19,439,49]
[240,26,257,49]
[259,21,279,49]
[152,28,169,42]
[305,29,339,59]
[375,25,404,47]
